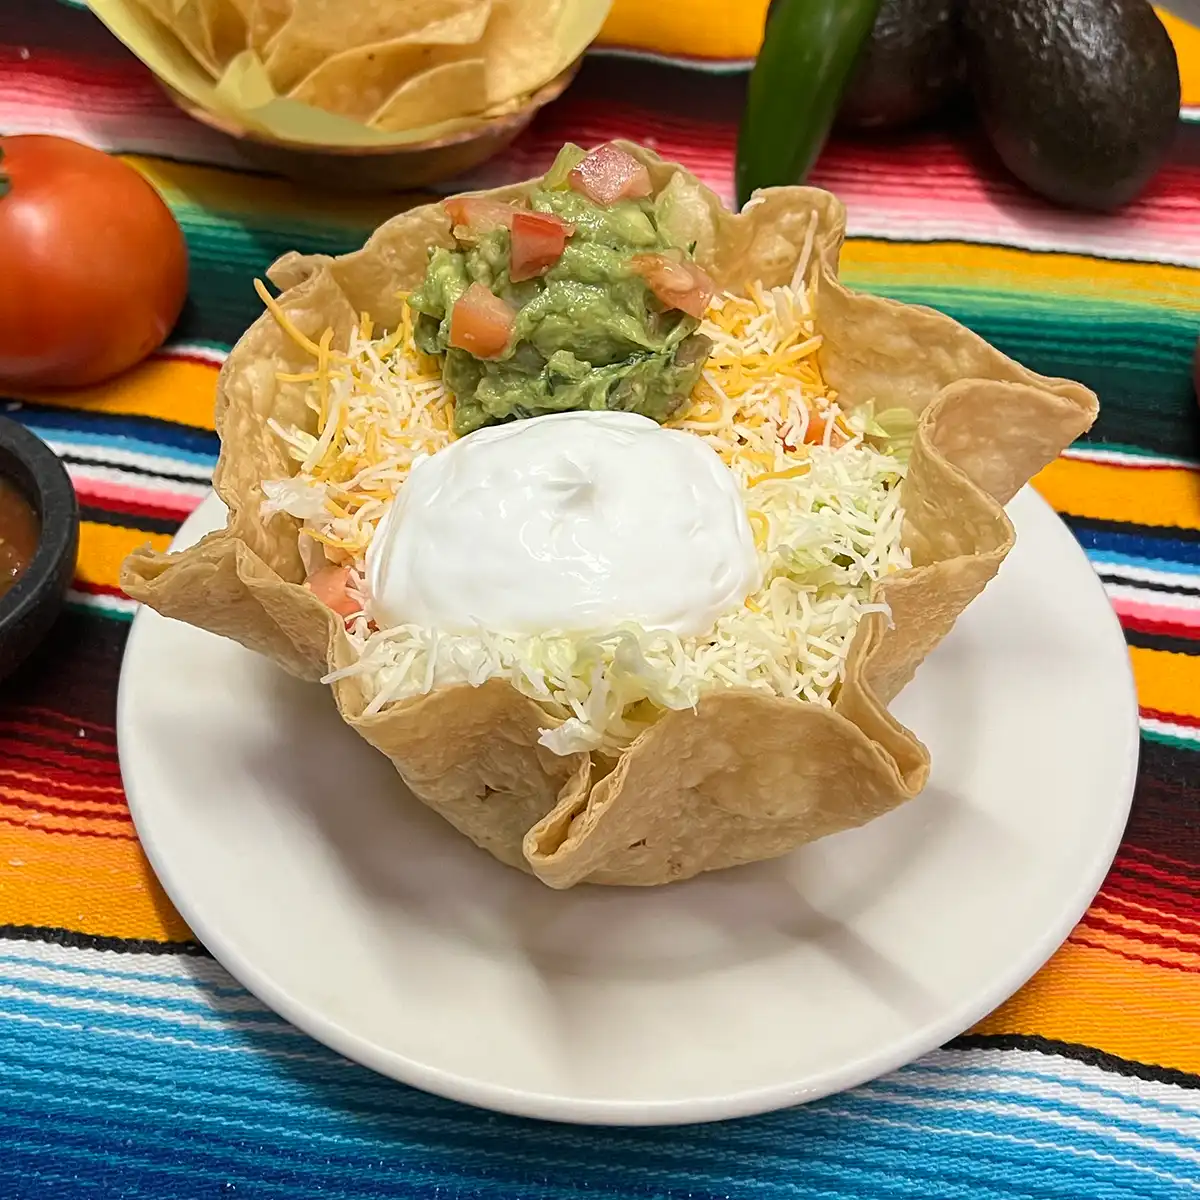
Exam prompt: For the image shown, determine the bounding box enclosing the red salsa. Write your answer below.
[0,477,38,600]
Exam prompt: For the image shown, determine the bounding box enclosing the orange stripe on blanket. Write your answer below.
[1130,646,1200,722]
[0,768,123,800]
[1100,891,1200,934]
[1033,457,1200,530]
[1078,908,1200,973]
[599,0,768,59]
[77,523,172,594]
[0,824,193,943]
[972,939,1200,1075]
[1160,10,1200,110]
[8,357,220,431]
[597,1,1198,85]
[0,780,131,824]
[0,808,133,841]
[841,239,1200,310]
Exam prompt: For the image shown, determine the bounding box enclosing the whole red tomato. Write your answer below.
[0,135,188,390]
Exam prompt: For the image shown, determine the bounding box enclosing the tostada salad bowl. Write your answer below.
[121,142,1098,890]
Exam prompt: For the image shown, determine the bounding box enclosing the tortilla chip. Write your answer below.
[121,145,1098,889]
[368,58,488,131]
[286,8,491,119]
[196,0,247,66]
[287,43,470,120]
[133,0,222,74]
[247,0,292,54]
[480,0,564,108]
[263,0,490,94]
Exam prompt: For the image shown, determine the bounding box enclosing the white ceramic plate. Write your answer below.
[117,486,1138,1126]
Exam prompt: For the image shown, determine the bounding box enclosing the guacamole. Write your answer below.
[409,153,714,437]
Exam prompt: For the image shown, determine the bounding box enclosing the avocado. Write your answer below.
[410,172,712,437]
[838,0,964,131]
[962,0,1181,211]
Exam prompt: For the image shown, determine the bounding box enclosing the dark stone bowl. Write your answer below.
[0,416,79,681]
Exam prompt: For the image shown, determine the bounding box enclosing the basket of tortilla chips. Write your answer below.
[86,0,610,187]
[121,142,1098,888]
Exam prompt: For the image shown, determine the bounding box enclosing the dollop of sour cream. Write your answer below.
[366,411,759,637]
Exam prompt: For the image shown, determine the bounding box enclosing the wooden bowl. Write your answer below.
[162,64,579,192]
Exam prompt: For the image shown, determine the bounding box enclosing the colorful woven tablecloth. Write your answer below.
[3,2,1200,1196]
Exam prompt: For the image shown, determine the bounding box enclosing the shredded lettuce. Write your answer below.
[326,441,909,756]
[849,401,920,464]
[543,143,586,191]
[261,477,328,520]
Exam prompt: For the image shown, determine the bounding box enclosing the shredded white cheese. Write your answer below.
[261,275,910,756]
[324,440,907,755]
[260,299,454,566]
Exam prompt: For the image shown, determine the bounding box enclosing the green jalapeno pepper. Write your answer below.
[736,0,882,208]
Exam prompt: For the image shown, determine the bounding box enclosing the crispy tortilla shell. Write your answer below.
[122,145,1097,888]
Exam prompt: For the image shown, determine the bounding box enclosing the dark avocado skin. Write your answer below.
[838,0,964,130]
[962,0,1181,211]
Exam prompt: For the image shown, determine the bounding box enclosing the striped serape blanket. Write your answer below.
[1,1,1200,1196]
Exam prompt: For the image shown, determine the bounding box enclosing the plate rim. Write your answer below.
[117,486,1140,1126]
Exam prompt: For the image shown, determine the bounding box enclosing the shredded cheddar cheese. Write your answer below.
[259,272,910,756]
[259,286,455,566]
[667,271,854,517]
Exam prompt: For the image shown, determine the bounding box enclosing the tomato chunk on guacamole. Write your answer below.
[409,144,715,437]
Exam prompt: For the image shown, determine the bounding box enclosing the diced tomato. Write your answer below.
[443,195,521,231]
[308,565,360,618]
[449,283,515,359]
[630,253,716,320]
[568,143,653,206]
[509,211,573,282]
[801,413,851,448]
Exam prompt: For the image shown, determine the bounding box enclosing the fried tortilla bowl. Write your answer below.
[121,145,1097,889]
